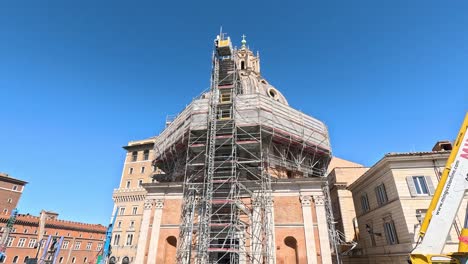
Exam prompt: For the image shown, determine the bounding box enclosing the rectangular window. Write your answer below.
[126,234,133,246]
[138,179,143,187]
[7,237,14,247]
[97,243,103,251]
[141,167,145,174]
[129,167,134,175]
[62,241,69,249]
[17,238,26,247]
[132,151,138,162]
[130,221,135,228]
[74,241,81,250]
[375,183,388,206]
[117,221,122,228]
[384,220,399,245]
[120,207,125,215]
[360,193,370,213]
[28,239,37,248]
[12,185,18,191]
[413,176,429,195]
[126,181,131,188]
[86,242,92,250]
[143,150,149,160]
[113,234,120,246]
[132,206,138,215]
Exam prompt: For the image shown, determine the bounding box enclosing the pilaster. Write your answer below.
[147,199,164,264]
[135,200,153,263]
[300,195,317,264]
[314,195,332,264]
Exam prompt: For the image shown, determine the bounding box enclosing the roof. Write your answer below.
[0,213,107,233]
[0,172,28,185]
[348,150,450,191]
[123,137,156,150]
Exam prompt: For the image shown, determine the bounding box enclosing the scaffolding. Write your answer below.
[153,33,333,264]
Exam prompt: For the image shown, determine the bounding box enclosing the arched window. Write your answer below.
[241,61,245,70]
[0,255,6,263]
[72,257,76,263]
[109,257,116,264]
[83,257,87,263]
[59,257,64,263]
[164,236,177,264]
[23,256,29,263]
[284,236,299,264]
[122,257,130,264]
[12,256,19,263]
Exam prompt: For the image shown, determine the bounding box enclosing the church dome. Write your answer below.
[239,73,289,105]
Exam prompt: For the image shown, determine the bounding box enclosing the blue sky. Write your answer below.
[0,1,467,225]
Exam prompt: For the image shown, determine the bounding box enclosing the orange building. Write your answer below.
[0,173,107,264]
[0,210,107,264]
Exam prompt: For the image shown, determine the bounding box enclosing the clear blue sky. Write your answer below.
[0,1,467,225]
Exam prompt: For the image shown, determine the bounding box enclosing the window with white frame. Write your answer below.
[12,185,18,191]
[129,167,133,175]
[17,238,26,247]
[143,150,149,160]
[97,243,103,251]
[74,242,81,250]
[375,183,388,205]
[62,241,69,249]
[126,181,131,188]
[360,193,370,213]
[138,179,143,187]
[117,221,122,228]
[120,207,125,215]
[141,166,145,174]
[113,234,120,246]
[72,257,76,263]
[28,239,36,248]
[383,219,399,245]
[86,242,92,250]
[130,221,135,228]
[7,198,12,204]
[59,257,64,263]
[131,151,138,162]
[126,234,133,246]
[132,206,137,215]
[7,237,14,247]
[412,176,429,194]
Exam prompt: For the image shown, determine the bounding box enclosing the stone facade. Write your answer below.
[327,158,368,243]
[347,149,466,264]
[135,178,333,264]
[110,138,158,264]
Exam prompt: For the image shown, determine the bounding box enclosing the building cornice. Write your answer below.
[348,151,449,191]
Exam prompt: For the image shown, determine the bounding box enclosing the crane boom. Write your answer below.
[411,113,468,263]
[97,207,119,264]
[0,209,18,259]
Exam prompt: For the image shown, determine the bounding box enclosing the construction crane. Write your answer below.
[96,207,119,264]
[0,208,18,261]
[410,113,468,264]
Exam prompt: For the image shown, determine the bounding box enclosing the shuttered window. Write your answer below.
[375,184,388,206]
[360,193,370,213]
[383,220,399,245]
[406,176,435,196]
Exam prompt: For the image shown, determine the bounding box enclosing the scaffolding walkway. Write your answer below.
[176,33,275,264]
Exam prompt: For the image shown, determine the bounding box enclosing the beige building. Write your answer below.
[327,158,368,246]
[110,138,157,264]
[347,142,465,263]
